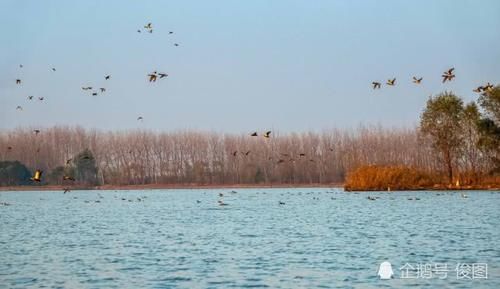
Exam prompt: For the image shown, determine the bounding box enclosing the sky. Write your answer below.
[1,0,499,133]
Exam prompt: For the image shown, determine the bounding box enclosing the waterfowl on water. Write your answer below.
[279,201,285,205]
[218,200,228,206]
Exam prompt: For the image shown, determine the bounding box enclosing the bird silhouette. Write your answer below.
[16,79,21,84]
[174,43,179,46]
[19,64,23,68]
[92,92,98,96]
[158,73,168,78]
[442,68,455,83]
[105,75,111,80]
[38,97,44,101]
[372,82,381,89]
[16,106,23,110]
[299,153,306,157]
[484,82,494,92]
[34,129,40,135]
[100,88,106,92]
[31,170,42,182]
[82,87,92,90]
[27,95,34,100]
[137,116,144,121]
[412,77,423,84]
[148,72,158,82]
[232,151,237,157]
[250,132,258,136]
[245,150,251,156]
[277,159,285,164]
[386,78,396,86]
[263,131,271,138]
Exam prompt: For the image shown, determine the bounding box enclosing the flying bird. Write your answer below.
[158,73,168,78]
[51,68,56,72]
[250,132,258,137]
[148,72,158,82]
[144,23,153,33]
[105,75,111,80]
[19,64,23,68]
[92,92,98,96]
[28,95,34,100]
[137,116,144,121]
[16,106,23,110]
[100,88,106,92]
[174,43,179,46]
[34,129,40,135]
[299,153,306,157]
[372,82,381,89]
[82,87,92,90]
[38,97,44,101]
[16,79,21,84]
[31,170,42,182]
[412,77,423,84]
[442,68,455,83]
[386,78,396,86]
[263,131,271,138]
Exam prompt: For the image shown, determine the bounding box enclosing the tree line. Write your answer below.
[1,87,498,187]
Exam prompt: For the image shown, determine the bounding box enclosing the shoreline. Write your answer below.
[0,183,498,192]
[0,183,344,192]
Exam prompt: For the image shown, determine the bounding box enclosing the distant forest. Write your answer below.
[1,88,499,187]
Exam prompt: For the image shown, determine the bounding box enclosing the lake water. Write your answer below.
[0,188,499,289]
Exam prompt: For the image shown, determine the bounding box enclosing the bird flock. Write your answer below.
[7,21,498,190]
[371,67,494,96]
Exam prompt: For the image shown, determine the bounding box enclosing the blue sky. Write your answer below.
[1,0,499,132]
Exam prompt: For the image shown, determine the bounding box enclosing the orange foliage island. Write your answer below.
[344,165,440,191]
